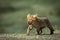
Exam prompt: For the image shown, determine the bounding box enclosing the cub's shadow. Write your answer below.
[39,34,50,35]
[41,34,50,35]
[40,33,60,35]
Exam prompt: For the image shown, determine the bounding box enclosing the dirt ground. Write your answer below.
[0,32,60,40]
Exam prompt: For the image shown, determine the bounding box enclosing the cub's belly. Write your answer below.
[32,22,45,28]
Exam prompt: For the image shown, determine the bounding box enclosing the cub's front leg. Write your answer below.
[26,25,33,35]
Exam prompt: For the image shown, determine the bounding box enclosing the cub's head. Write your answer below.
[27,14,37,24]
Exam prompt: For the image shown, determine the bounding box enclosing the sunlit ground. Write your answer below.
[0,33,60,40]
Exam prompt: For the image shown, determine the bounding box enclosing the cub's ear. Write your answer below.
[33,14,38,18]
[27,14,30,18]
[27,14,30,15]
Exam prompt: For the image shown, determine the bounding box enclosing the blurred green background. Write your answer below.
[0,0,60,34]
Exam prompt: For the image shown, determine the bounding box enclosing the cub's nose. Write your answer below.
[28,21,32,25]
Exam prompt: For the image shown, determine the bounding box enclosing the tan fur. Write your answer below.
[26,14,54,35]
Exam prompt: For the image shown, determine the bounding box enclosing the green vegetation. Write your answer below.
[0,0,60,34]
